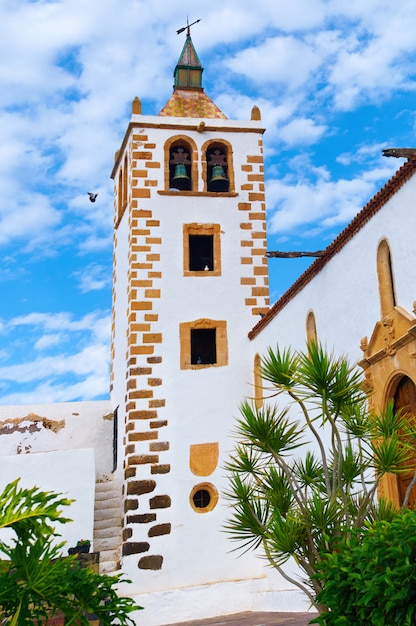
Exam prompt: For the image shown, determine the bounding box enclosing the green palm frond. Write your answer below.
[260,345,298,390]
[340,402,371,439]
[296,343,364,415]
[224,444,265,476]
[224,474,269,551]
[262,466,293,516]
[293,451,326,491]
[327,444,366,490]
[237,400,304,456]
[371,400,415,438]
[370,435,411,474]
[268,508,308,562]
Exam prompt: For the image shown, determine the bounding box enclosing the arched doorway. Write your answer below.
[393,376,416,508]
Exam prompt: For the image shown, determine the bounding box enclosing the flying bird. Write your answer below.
[88,192,98,202]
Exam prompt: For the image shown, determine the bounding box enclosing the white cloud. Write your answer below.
[0,310,111,402]
[226,36,322,90]
[266,163,388,235]
[74,264,111,293]
[34,334,63,351]
[279,118,328,146]
[1,0,416,402]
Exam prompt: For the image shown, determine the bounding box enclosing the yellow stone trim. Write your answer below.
[132,188,151,198]
[189,482,219,513]
[377,238,396,317]
[201,138,235,193]
[254,353,263,408]
[190,443,219,476]
[359,303,416,508]
[157,190,238,197]
[183,223,222,277]
[179,319,228,369]
[163,134,198,191]
[111,121,265,179]
[306,310,318,345]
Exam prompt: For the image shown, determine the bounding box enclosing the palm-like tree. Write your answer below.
[225,342,415,611]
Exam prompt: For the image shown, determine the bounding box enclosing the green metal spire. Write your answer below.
[174,33,203,90]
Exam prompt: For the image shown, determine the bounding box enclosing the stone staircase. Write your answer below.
[93,478,123,573]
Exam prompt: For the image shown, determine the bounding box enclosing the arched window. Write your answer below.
[206,142,230,193]
[123,153,128,204]
[169,140,192,191]
[116,153,129,225]
[306,310,318,346]
[254,353,263,408]
[377,239,396,317]
[117,167,123,223]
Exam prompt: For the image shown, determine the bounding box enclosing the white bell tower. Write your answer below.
[110,30,270,621]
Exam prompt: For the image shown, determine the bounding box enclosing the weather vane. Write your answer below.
[177,17,201,36]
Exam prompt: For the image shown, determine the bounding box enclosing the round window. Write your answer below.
[189,483,218,513]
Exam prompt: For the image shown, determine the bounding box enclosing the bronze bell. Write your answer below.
[208,164,229,192]
[171,164,191,190]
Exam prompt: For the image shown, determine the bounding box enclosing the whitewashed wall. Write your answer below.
[0,401,113,477]
[251,171,416,368]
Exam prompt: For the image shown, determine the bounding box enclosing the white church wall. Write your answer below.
[0,400,113,477]
[252,170,416,366]
[0,448,95,554]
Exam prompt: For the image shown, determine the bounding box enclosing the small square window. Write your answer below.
[191,328,216,364]
[180,319,228,369]
[183,224,221,277]
[189,235,214,271]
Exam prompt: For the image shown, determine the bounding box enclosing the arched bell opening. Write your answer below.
[169,141,192,191]
[206,144,230,193]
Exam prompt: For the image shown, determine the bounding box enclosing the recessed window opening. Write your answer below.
[189,235,214,271]
[377,239,397,317]
[191,328,216,364]
[170,144,192,191]
[192,488,211,509]
[207,146,229,192]
[189,482,218,513]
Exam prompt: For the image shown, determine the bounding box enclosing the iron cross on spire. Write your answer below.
[176,18,201,36]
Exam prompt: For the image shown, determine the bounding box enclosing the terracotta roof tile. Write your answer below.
[159,89,227,119]
[249,158,416,339]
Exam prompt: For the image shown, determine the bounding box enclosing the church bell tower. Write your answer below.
[110,29,270,618]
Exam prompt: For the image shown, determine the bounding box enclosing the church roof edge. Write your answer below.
[249,158,416,339]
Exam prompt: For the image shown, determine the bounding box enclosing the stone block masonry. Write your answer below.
[239,138,269,317]
[118,135,168,572]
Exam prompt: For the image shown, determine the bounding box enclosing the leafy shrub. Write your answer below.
[313,509,416,625]
[0,479,141,625]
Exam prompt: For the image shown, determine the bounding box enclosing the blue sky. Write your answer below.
[1,0,416,404]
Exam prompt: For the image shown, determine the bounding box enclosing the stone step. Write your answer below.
[93,479,123,575]
[95,488,121,501]
[93,536,121,552]
[94,529,122,543]
[99,548,121,572]
[94,516,122,531]
[96,480,119,492]
[94,500,121,512]
[94,507,122,523]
